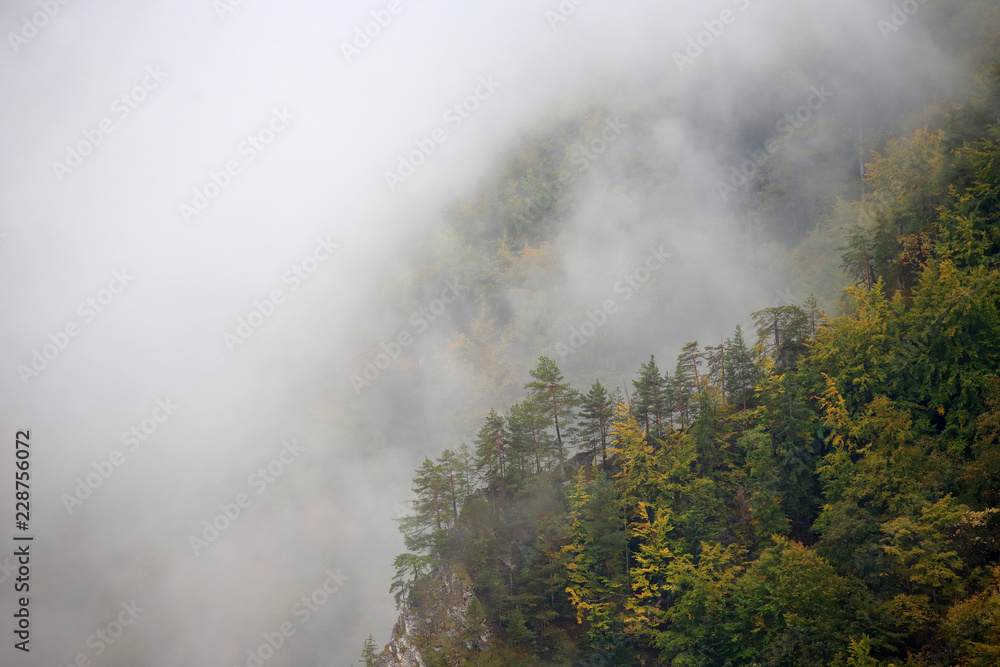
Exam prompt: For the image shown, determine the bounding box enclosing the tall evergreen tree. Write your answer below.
[674,342,703,428]
[725,325,761,411]
[580,380,616,469]
[506,398,555,477]
[525,356,579,456]
[751,305,812,372]
[632,355,670,439]
[397,457,450,556]
[360,634,378,667]
[473,408,508,493]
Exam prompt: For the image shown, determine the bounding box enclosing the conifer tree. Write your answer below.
[632,355,669,439]
[562,468,629,655]
[725,325,761,411]
[360,634,378,667]
[525,356,579,455]
[674,342,703,428]
[751,305,812,372]
[580,379,616,468]
[473,408,507,492]
[397,457,451,555]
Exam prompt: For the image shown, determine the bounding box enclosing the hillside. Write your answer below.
[357,4,1000,666]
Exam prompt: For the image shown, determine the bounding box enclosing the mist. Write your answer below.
[0,0,980,664]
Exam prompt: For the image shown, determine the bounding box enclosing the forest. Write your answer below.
[354,5,1000,667]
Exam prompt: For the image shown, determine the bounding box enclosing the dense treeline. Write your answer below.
[375,59,1000,665]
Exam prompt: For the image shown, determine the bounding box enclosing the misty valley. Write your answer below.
[4,1,1000,666]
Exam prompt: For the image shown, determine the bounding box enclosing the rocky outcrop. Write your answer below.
[375,566,490,667]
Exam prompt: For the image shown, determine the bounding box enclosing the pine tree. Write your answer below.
[473,408,507,492]
[674,342,703,428]
[751,305,812,372]
[520,397,557,474]
[738,426,790,546]
[397,457,451,555]
[505,401,533,479]
[360,634,378,667]
[580,380,616,469]
[525,356,579,456]
[633,355,670,439]
[436,448,465,524]
[562,468,630,655]
[703,342,726,394]
[725,325,761,411]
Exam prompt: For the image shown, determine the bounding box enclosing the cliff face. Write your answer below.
[376,567,491,667]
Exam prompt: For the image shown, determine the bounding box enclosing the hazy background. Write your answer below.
[0,0,982,664]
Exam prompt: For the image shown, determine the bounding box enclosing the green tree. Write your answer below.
[673,342,703,428]
[739,425,791,546]
[751,304,812,372]
[579,379,616,469]
[632,355,670,439]
[398,457,451,556]
[725,324,761,411]
[562,468,629,655]
[525,356,580,455]
[473,408,508,492]
[360,634,378,667]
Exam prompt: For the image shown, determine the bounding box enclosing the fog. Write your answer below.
[0,0,976,664]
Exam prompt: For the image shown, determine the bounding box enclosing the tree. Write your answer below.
[360,634,378,667]
[506,398,555,477]
[673,342,702,428]
[437,448,468,524]
[473,409,508,492]
[562,468,630,657]
[579,379,616,469]
[703,342,726,395]
[525,356,579,455]
[390,552,432,606]
[751,305,812,372]
[632,356,670,439]
[841,129,948,298]
[879,495,970,605]
[397,457,452,556]
[725,325,761,411]
[657,542,744,666]
[739,426,790,546]
[729,538,886,667]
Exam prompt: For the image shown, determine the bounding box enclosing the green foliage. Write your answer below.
[525,356,580,456]
[374,50,1000,666]
[360,634,378,667]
